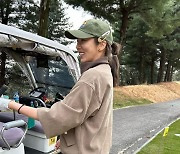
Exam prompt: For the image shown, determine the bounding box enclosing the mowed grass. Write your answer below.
[113,90,152,109]
[138,119,180,154]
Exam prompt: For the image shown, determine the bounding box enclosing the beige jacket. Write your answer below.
[37,57,113,154]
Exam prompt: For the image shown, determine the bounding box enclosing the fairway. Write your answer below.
[138,119,180,154]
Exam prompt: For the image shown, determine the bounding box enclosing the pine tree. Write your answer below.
[0,0,16,86]
[11,0,39,33]
[142,0,180,83]
[13,0,72,44]
[121,16,159,85]
[38,0,51,37]
[48,0,72,44]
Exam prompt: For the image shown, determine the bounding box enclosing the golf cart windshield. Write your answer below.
[29,56,75,97]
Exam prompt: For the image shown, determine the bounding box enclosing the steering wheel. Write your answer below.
[19,96,47,108]
[28,87,47,107]
[29,87,47,96]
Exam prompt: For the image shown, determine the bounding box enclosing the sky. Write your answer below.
[63,3,93,29]
[63,3,94,50]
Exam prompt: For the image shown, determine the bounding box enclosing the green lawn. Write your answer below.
[113,90,152,109]
[138,119,180,154]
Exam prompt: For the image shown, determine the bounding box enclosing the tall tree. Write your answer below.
[119,11,179,85]
[13,0,71,44]
[38,0,51,37]
[162,28,180,82]
[11,0,39,33]
[48,0,72,44]
[0,0,13,86]
[142,0,180,83]
[122,15,159,85]
[157,48,166,82]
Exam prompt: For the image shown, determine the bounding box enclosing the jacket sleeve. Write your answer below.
[37,81,95,138]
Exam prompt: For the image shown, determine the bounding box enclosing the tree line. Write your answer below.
[0,0,179,87]
[64,0,180,85]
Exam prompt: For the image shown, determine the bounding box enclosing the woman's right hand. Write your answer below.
[55,139,61,150]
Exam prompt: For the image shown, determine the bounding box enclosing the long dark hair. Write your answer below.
[95,38,121,87]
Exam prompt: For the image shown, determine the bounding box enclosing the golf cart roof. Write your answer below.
[0,23,80,81]
[0,23,77,59]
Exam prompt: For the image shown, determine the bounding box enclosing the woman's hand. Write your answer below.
[55,139,61,150]
[0,98,11,111]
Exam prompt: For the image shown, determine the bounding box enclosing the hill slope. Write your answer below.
[114,82,180,103]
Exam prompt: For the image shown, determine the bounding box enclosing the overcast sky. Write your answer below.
[63,3,94,50]
[63,3,93,29]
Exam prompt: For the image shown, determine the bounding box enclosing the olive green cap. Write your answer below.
[65,19,113,44]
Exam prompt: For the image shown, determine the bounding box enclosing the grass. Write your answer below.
[138,119,180,154]
[113,90,152,109]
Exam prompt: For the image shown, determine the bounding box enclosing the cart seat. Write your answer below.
[0,112,44,134]
[0,122,24,148]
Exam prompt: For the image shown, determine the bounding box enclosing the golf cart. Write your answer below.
[0,23,80,154]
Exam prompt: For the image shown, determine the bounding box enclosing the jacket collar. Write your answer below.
[80,57,109,74]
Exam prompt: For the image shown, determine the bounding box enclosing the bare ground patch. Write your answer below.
[114,82,180,103]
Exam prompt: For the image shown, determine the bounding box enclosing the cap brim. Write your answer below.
[65,30,94,39]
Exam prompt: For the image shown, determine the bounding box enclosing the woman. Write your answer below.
[0,19,120,154]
